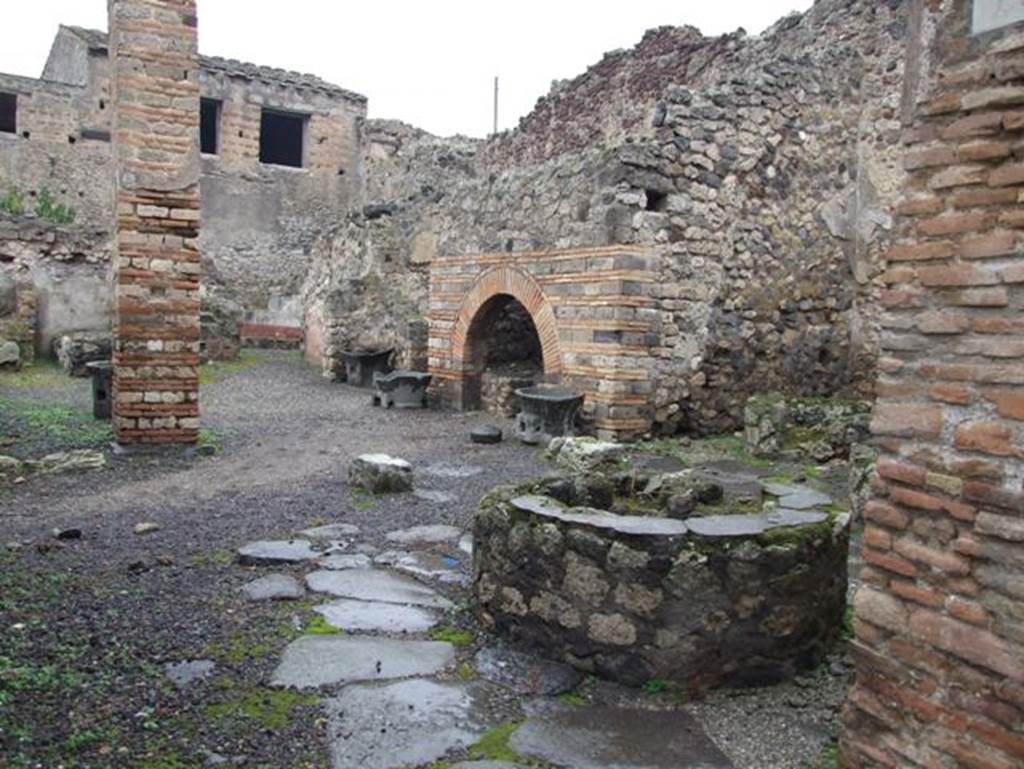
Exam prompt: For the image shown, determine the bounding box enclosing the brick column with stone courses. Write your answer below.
[840,3,1024,767]
[109,0,201,445]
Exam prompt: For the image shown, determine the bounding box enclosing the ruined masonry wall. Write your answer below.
[308,0,908,435]
[110,0,201,445]
[841,2,1024,766]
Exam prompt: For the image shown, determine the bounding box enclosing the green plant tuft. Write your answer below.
[427,626,474,647]
[467,721,524,763]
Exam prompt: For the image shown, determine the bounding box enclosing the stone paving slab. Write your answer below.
[271,636,455,689]
[414,489,457,504]
[511,703,735,769]
[315,599,440,634]
[318,553,374,571]
[385,525,463,546]
[474,646,583,696]
[324,679,499,769]
[237,539,323,565]
[298,523,362,540]
[240,574,305,601]
[422,463,484,479]
[374,550,469,585]
[306,569,454,609]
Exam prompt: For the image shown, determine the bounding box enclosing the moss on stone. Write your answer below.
[303,614,341,636]
[467,720,525,763]
[428,626,474,647]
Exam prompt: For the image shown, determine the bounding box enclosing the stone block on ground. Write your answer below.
[349,454,413,493]
[471,425,503,445]
[0,340,20,371]
[547,436,627,475]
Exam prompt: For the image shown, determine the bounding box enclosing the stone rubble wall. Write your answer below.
[0,214,112,355]
[474,487,849,689]
[841,2,1024,767]
[307,0,908,434]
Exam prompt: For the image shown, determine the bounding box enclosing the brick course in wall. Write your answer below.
[428,246,659,439]
[841,3,1024,767]
[109,0,201,445]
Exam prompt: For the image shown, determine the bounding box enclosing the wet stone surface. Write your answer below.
[314,598,440,634]
[240,573,305,601]
[318,553,374,571]
[306,568,454,609]
[385,524,463,546]
[237,539,323,565]
[474,646,584,696]
[374,550,469,585]
[511,703,735,769]
[324,679,501,769]
[271,636,456,689]
[298,523,362,540]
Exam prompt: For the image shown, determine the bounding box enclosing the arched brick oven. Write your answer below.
[428,246,659,440]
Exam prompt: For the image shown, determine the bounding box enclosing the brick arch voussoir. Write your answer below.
[452,266,562,376]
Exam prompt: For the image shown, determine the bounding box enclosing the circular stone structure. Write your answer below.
[473,485,850,690]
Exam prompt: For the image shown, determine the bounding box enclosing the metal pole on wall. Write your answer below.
[493,76,499,136]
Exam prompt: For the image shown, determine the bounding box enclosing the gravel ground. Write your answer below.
[0,351,851,769]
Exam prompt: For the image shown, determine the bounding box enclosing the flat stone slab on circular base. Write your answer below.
[306,569,454,609]
[237,540,321,565]
[686,511,830,538]
[763,484,833,510]
[164,659,215,689]
[298,523,361,540]
[325,679,500,769]
[240,574,305,601]
[471,425,503,445]
[511,496,689,537]
[385,524,463,546]
[511,704,733,769]
[475,646,583,696]
[318,553,374,571]
[315,599,440,634]
[271,636,455,689]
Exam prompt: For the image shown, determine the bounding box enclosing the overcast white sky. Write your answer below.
[0,1,814,137]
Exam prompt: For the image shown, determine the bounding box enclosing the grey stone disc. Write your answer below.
[271,636,455,689]
[511,704,734,769]
[305,569,454,609]
[325,679,499,769]
[314,599,440,634]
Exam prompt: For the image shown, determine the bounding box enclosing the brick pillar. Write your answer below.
[109,0,201,445]
[841,2,1024,767]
